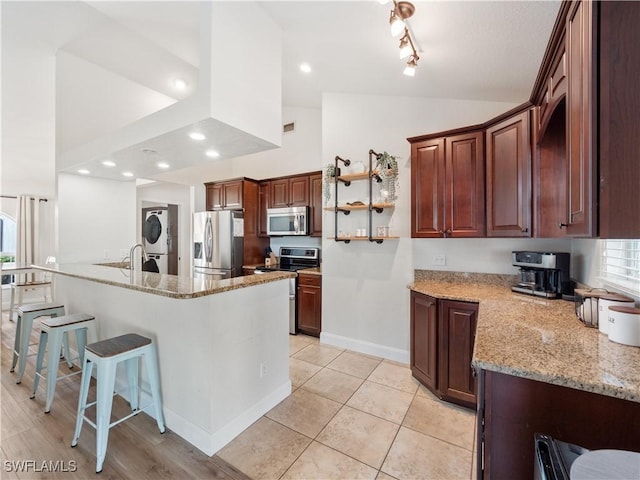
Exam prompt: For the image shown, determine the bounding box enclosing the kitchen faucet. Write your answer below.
[129,243,149,271]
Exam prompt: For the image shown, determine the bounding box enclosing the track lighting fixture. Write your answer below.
[386,1,420,75]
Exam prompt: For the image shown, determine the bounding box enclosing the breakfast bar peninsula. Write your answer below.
[35,262,294,456]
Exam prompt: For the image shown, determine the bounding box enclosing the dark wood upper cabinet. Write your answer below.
[204,178,269,265]
[206,184,224,211]
[598,1,640,238]
[206,181,243,210]
[565,0,597,237]
[539,44,567,137]
[269,176,310,208]
[309,173,323,237]
[411,138,445,238]
[410,291,438,391]
[486,110,532,237]
[410,131,484,238]
[258,181,269,237]
[438,300,477,409]
[222,182,243,210]
[289,176,310,206]
[446,132,485,238]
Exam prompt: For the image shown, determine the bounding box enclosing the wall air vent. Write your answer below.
[283,122,295,133]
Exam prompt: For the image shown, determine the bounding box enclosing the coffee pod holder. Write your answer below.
[574,288,609,328]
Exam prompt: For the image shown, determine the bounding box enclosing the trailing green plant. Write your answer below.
[375,151,399,202]
[323,163,337,204]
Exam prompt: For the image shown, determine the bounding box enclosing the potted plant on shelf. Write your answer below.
[323,163,339,205]
[374,151,399,203]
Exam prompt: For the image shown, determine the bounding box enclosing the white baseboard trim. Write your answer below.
[207,380,292,455]
[114,377,292,456]
[320,332,409,364]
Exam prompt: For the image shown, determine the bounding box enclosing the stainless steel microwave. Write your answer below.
[267,206,309,236]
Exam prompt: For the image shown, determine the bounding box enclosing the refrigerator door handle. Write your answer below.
[204,216,213,262]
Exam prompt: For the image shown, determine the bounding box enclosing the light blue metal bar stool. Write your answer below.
[31,313,97,413]
[11,302,66,384]
[71,333,165,473]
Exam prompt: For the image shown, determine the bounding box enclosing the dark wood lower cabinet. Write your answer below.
[439,300,477,409]
[410,291,477,409]
[479,370,640,479]
[410,291,438,391]
[297,274,321,336]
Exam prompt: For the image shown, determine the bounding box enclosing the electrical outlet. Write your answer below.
[259,362,267,378]
[433,254,446,266]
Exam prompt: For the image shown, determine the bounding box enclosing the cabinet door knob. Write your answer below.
[521,227,529,233]
[558,222,568,229]
[445,229,452,237]
[438,229,444,236]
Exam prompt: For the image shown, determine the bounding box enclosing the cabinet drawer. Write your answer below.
[298,274,321,287]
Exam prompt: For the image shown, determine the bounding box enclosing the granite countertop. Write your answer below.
[297,266,322,276]
[242,264,322,276]
[409,273,640,404]
[35,263,295,299]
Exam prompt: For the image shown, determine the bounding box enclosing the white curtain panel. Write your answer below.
[15,195,40,269]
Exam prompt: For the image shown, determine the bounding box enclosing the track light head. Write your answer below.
[389,10,405,37]
[399,29,412,58]
[403,55,418,77]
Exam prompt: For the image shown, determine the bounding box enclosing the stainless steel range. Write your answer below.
[255,247,320,334]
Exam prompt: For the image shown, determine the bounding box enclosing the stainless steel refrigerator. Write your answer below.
[193,210,244,279]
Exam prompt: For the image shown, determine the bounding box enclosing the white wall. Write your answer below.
[321,93,524,361]
[229,106,322,179]
[413,238,572,275]
[56,51,177,153]
[137,181,194,277]
[209,2,281,147]
[57,173,136,263]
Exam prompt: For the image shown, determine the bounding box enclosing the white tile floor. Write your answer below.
[218,334,478,479]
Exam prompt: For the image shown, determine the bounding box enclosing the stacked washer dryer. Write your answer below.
[143,208,169,274]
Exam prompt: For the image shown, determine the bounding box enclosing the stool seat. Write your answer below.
[72,333,165,472]
[86,333,151,358]
[42,313,95,329]
[11,303,66,384]
[18,302,65,314]
[31,313,97,413]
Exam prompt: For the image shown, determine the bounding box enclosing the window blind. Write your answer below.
[601,240,640,294]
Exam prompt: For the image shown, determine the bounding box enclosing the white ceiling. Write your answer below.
[2,1,560,186]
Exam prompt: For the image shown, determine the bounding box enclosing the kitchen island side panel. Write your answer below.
[54,274,291,455]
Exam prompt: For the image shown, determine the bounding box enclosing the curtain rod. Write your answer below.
[0,195,48,202]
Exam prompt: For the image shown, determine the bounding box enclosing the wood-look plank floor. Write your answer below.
[0,312,250,479]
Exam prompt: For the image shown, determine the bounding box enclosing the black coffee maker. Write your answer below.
[511,251,571,299]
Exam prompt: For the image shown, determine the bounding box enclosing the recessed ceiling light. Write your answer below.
[205,149,220,159]
[102,160,116,167]
[299,63,312,73]
[173,78,187,90]
[77,169,90,175]
[122,171,134,177]
[189,132,206,141]
[157,162,170,169]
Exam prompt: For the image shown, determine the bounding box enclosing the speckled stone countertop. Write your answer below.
[242,264,322,276]
[35,263,295,299]
[409,271,640,403]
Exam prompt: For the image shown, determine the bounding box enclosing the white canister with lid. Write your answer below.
[598,293,635,334]
[608,306,640,347]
